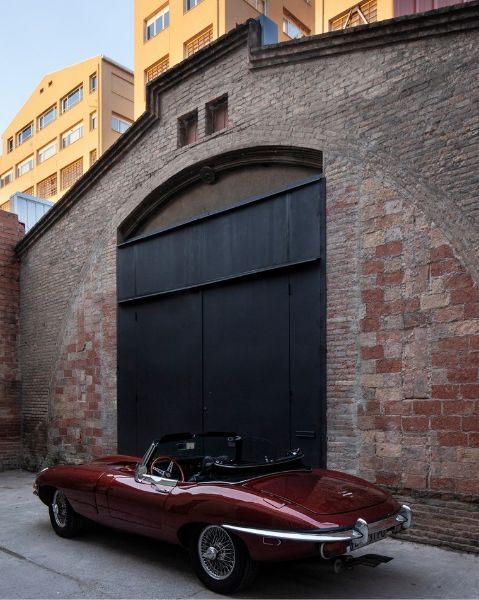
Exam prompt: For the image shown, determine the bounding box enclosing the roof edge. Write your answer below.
[101,55,134,75]
[250,1,479,68]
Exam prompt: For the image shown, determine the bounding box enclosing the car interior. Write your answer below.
[142,432,309,483]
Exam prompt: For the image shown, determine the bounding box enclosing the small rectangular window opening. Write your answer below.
[178,110,198,147]
[206,95,228,135]
[89,72,97,93]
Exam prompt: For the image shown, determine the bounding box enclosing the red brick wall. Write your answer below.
[358,178,479,497]
[353,174,479,552]
[0,211,23,469]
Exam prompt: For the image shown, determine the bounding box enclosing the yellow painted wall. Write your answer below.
[315,0,394,34]
[0,57,133,206]
[100,60,135,153]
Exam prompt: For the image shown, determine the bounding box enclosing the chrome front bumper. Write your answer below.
[223,504,412,549]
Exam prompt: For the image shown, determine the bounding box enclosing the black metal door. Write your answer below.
[118,176,326,465]
[118,293,203,454]
[203,273,290,454]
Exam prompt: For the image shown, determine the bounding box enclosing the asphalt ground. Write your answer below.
[0,470,478,599]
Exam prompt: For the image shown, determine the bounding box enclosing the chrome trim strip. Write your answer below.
[223,524,362,542]
[223,508,411,545]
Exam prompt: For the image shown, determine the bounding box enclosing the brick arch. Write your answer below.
[118,145,323,241]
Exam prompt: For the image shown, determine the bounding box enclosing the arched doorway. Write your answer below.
[117,147,326,466]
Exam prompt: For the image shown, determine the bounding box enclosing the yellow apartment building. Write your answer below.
[0,56,134,207]
[134,0,316,117]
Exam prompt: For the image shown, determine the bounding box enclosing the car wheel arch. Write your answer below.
[38,485,56,506]
[177,522,207,547]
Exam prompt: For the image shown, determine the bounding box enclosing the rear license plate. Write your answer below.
[368,529,387,544]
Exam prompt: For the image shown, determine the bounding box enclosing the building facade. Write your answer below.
[6,2,479,552]
[0,57,133,207]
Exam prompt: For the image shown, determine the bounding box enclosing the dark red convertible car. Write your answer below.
[34,433,411,593]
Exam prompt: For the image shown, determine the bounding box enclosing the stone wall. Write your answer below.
[16,3,479,550]
[0,210,23,469]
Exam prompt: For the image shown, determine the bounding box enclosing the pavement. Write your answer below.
[0,470,478,599]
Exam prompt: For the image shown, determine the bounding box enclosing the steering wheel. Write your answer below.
[150,455,185,482]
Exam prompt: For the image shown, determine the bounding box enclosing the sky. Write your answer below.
[0,0,133,140]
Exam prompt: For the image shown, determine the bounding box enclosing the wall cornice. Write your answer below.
[250,1,479,69]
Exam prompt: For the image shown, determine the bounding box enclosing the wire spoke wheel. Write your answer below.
[48,487,84,538]
[52,490,68,528]
[199,525,236,580]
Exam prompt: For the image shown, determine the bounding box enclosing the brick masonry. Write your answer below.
[0,210,23,469]
[14,4,479,552]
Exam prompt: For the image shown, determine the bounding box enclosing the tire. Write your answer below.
[190,524,257,594]
[48,489,84,538]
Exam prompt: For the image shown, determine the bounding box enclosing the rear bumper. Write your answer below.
[223,504,412,550]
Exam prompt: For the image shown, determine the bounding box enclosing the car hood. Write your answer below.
[243,470,391,516]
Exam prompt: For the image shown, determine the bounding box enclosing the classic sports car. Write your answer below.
[34,433,411,593]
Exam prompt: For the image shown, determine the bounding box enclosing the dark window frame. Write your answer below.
[178,110,199,148]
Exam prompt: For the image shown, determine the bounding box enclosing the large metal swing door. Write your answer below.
[203,273,291,453]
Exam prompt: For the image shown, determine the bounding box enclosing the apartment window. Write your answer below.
[38,105,57,130]
[17,122,34,146]
[61,157,83,190]
[38,140,57,164]
[111,114,132,134]
[23,186,34,195]
[90,111,97,131]
[330,0,377,30]
[283,9,310,38]
[61,85,83,113]
[245,0,266,14]
[206,95,228,135]
[37,173,57,199]
[178,110,198,147]
[16,156,34,177]
[7,137,13,153]
[90,149,97,166]
[185,0,204,10]
[184,25,213,58]
[89,72,97,93]
[145,55,169,83]
[0,170,13,189]
[145,4,169,40]
[61,122,84,148]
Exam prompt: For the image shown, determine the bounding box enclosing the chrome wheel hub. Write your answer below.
[199,526,236,580]
[204,546,218,560]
